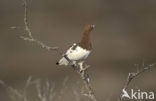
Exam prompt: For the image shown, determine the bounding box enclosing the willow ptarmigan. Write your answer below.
[56,24,95,71]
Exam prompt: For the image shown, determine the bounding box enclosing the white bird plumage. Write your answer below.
[57,43,91,69]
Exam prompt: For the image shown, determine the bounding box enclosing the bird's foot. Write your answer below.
[79,64,90,72]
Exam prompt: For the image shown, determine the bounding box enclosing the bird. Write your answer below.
[56,24,95,71]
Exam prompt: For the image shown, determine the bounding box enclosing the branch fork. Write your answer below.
[119,62,156,101]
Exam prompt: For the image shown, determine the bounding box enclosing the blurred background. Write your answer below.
[0,0,156,101]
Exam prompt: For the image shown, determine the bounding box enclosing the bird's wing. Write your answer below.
[57,43,76,66]
[65,43,91,61]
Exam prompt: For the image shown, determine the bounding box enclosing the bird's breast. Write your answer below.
[66,46,91,61]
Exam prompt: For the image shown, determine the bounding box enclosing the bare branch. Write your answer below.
[70,64,97,101]
[64,55,97,101]
[21,0,62,55]
[119,62,156,100]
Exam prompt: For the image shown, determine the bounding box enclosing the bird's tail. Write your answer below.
[56,57,69,66]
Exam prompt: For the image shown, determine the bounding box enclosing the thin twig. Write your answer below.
[21,0,62,55]
[119,62,156,100]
